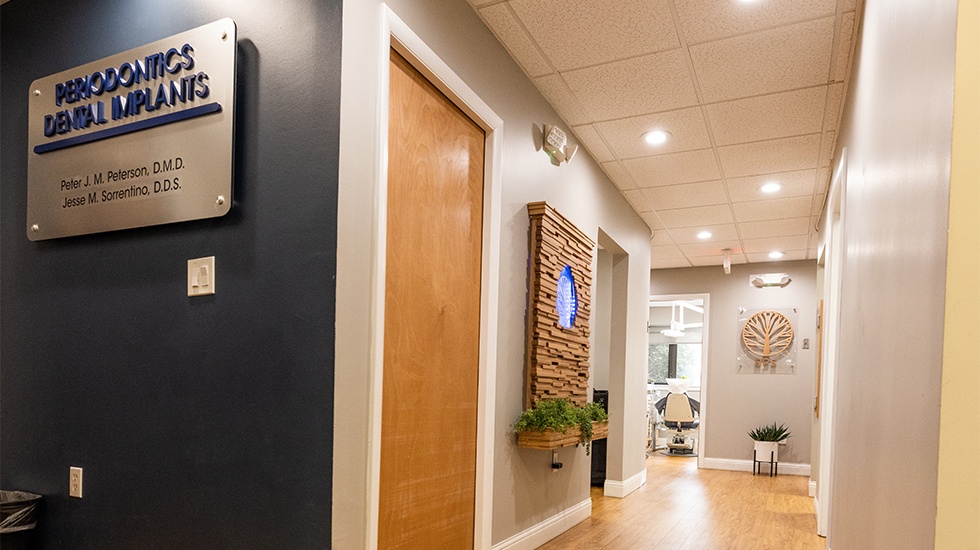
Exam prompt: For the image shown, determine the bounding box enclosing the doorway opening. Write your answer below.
[647,294,709,467]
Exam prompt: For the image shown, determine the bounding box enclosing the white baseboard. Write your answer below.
[701,457,811,477]
[491,498,591,550]
[603,468,647,498]
[808,479,817,497]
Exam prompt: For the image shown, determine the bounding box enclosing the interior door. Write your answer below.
[378,49,485,549]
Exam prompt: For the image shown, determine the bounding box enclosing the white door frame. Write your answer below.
[648,292,711,469]
[816,150,847,538]
[333,4,503,548]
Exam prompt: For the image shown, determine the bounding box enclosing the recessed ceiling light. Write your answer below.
[760,182,782,193]
[769,251,785,259]
[696,230,713,240]
[643,130,671,146]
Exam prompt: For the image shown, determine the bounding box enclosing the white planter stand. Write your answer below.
[753,441,779,476]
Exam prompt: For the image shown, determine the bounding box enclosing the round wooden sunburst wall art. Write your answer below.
[741,310,794,368]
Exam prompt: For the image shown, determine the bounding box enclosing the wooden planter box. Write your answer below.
[517,421,608,450]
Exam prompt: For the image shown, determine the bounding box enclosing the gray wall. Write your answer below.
[651,261,817,465]
[826,0,956,547]
[334,0,652,546]
[0,0,340,547]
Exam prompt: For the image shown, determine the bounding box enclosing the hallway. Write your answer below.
[539,453,824,550]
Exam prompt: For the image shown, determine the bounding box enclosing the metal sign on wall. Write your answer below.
[26,18,237,241]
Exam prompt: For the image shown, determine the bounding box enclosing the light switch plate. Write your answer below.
[188,256,216,297]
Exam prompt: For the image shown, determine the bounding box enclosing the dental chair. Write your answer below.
[660,393,700,455]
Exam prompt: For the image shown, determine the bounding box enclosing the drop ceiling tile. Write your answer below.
[624,149,721,187]
[652,258,693,269]
[674,0,837,44]
[706,87,828,146]
[670,223,739,244]
[533,74,592,126]
[745,250,808,263]
[622,189,652,212]
[737,217,812,239]
[834,11,856,82]
[641,181,728,211]
[651,244,687,260]
[842,0,857,12]
[602,161,638,190]
[574,125,615,163]
[733,195,813,222]
[640,211,667,230]
[658,204,734,228]
[690,17,835,103]
[741,235,810,254]
[690,253,747,267]
[718,134,821,178]
[468,0,500,7]
[509,0,679,71]
[679,240,741,257]
[562,50,698,120]
[478,4,554,78]
[651,230,675,247]
[820,130,836,167]
[594,107,711,159]
[727,170,816,202]
[824,82,844,131]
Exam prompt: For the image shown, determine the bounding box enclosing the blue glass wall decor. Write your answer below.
[556,265,578,329]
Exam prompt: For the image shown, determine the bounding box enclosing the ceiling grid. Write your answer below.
[470,0,861,269]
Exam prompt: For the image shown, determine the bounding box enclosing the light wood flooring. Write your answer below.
[537,452,826,550]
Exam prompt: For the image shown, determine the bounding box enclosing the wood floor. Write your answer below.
[538,452,826,550]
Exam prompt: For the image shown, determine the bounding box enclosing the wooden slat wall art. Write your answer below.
[524,202,595,409]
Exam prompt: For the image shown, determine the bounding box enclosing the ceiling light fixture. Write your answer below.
[696,230,713,240]
[769,251,785,259]
[760,182,782,193]
[643,129,671,146]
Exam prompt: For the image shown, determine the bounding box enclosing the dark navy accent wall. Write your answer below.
[0,0,340,547]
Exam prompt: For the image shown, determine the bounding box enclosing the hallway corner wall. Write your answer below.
[935,0,980,546]
[827,0,957,547]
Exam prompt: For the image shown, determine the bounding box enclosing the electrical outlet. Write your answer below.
[70,467,83,498]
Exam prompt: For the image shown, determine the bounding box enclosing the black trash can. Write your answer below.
[1,490,41,550]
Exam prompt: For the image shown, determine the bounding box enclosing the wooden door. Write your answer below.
[379,49,485,549]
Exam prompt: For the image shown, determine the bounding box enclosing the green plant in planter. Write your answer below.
[747,422,791,442]
[514,398,608,455]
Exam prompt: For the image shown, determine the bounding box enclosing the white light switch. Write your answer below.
[188,256,216,296]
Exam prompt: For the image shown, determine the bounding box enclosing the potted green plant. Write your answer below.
[514,398,608,454]
[748,422,791,462]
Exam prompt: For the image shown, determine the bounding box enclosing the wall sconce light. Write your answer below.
[543,124,578,165]
[722,248,732,275]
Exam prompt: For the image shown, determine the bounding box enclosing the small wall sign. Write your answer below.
[26,18,237,240]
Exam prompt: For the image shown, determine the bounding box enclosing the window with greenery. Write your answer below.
[648,343,702,385]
